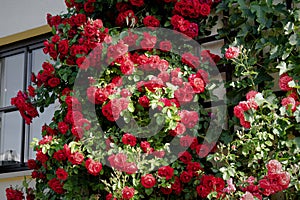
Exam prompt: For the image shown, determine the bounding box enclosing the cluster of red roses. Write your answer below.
[11,91,39,124]
[196,174,225,198]
[62,0,218,39]
[8,0,226,199]
[279,73,299,112]
[240,160,290,199]
[233,90,260,128]
[5,187,34,200]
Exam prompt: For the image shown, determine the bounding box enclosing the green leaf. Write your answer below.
[128,102,135,112]
[145,188,153,195]
[294,137,300,148]
[289,34,297,46]
[276,62,287,75]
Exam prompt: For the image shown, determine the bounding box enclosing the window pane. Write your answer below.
[0,53,25,107]
[31,48,49,74]
[0,111,22,165]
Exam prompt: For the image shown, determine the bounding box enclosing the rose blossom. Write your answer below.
[68,152,84,165]
[266,159,282,174]
[138,95,150,108]
[158,166,174,180]
[159,40,172,52]
[279,73,293,91]
[240,191,254,200]
[180,171,193,183]
[48,178,65,194]
[225,47,240,59]
[141,174,156,188]
[122,186,135,199]
[85,158,103,176]
[281,97,298,112]
[6,187,24,200]
[56,168,68,180]
[122,133,137,146]
[143,15,160,27]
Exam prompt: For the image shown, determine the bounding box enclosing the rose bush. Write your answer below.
[6,0,300,199]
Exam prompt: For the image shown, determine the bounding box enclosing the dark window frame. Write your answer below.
[0,33,51,173]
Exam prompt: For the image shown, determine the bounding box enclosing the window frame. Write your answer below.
[0,33,51,173]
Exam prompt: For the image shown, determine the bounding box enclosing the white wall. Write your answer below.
[0,0,66,38]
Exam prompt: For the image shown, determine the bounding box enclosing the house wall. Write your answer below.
[0,0,66,38]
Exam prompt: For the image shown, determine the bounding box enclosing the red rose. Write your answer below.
[159,40,172,52]
[77,56,90,70]
[72,13,87,26]
[171,15,190,32]
[246,90,259,100]
[6,187,24,200]
[138,95,150,108]
[122,186,135,199]
[188,74,205,93]
[111,76,123,87]
[179,110,199,128]
[180,135,195,147]
[140,32,157,50]
[277,172,290,189]
[123,31,139,47]
[68,152,84,165]
[120,59,134,75]
[140,141,152,153]
[169,123,186,136]
[172,176,182,194]
[143,15,160,27]
[27,85,36,97]
[184,22,199,38]
[158,166,174,180]
[27,159,38,169]
[58,121,69,134]
[124,162,138,174]
[160,187,172,194]
[152,150,165,158]
[225,47,240,59]
[48,178,65,194]
[129,0,144,7]
[141,174,156,188]
[180,171,193,183]
[48,77,61,88]
[279,73,294,91]
[196,144,210,158]
[178,151,192,164]
[24,103,39,118]
[122,133,137,146]
[266,160,282,174]
[106,193,117,200]
[39,135,53,145]
[53,149,67,161]
[108,153,127,171]
[187,162,203,176]
[85,158,102,176]
[42,62,55,74]
[199,3,211,16]
[58,39,69,55]
[239,116,251,128]
[84,1,95,13]
[36,150,48,163]
[56,168,68,180]
[116,2,132,12]
[196,185,211,198]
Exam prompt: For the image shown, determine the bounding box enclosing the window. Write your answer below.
[0,34,56,173]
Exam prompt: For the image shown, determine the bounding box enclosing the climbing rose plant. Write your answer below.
[6,0,300,200]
